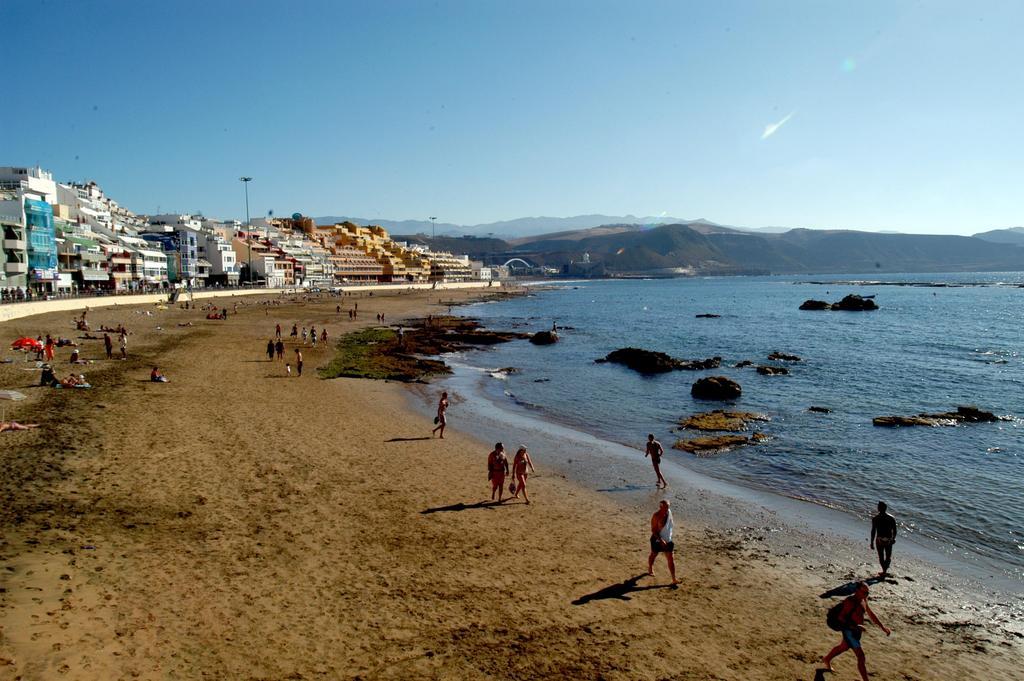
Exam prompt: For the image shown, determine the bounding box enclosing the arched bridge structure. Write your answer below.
[502,258,535,269]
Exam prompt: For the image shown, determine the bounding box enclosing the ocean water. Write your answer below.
[454,274,1024,581]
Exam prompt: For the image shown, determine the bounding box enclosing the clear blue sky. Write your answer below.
[6,1,1022,234]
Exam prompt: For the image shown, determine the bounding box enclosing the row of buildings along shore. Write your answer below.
[1,166,497,299]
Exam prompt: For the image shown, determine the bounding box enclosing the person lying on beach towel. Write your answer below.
[57,374,91,389]
[1,421,41,433]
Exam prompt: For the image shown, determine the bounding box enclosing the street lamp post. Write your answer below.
[429,216,437,241]
[240,176,252,283]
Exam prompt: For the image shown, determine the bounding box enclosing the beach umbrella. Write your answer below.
[0,390,26,401]
[11,338,43,352]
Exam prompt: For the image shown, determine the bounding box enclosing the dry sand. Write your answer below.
[1,288,1020,680]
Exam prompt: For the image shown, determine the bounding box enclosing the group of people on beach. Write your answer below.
[642,429,899,679]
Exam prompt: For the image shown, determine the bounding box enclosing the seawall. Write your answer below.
[0,281,501,324]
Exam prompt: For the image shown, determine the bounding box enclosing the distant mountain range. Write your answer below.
[315,214,710,239]
[395,222,1024,275]
[972,227,1024,246]
[315,214,1024,275]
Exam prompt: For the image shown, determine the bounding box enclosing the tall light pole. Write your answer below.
[429,216,437,241]
[240,176,252,283]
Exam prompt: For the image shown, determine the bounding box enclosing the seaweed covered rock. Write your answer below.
[673,432,767,455]
[799,299,831,311]
[691,376,742,400]
[680,410,769,432]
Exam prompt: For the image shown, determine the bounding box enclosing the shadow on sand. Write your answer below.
[386,436,432,442]
[420,500,516,514]
[572,573,676,605]
[819,575,895,600]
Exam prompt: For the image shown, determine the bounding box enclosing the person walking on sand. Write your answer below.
[119,330,128,360]
[294,348,303,376]
[103,333,113,360]
[321,329,328,344]
[487,443,510,502]
[291,324,298,338]
[511,446,536,503]
[266,339,275,361]
[870,501,898,577]
[645,434,668,488]
[275,323,282,339]
[647,500,679,585]
[275,339,285,360]
[432,391,449,438]
[821,582,891,680]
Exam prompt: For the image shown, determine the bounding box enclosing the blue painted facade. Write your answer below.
[25,198,57,282]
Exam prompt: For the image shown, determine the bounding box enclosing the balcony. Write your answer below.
[3,238,27,251]
[5,261,28,274]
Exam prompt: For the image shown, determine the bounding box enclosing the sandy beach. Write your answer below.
[1,288,1021,681]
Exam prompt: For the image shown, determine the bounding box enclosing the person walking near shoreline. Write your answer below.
[432,391,449,438]
[821,581,891,680]
[511,446,536,504]
[870,501,898,577]
[487,443,509,502]
[647,499,679,585]
[645,434,667,488]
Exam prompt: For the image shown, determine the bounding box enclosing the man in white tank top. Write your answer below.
[647,500,679,585]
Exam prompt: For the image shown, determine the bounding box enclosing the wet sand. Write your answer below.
[1,289,1020,680]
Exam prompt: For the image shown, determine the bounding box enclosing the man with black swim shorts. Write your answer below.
[647,499,678,584]
[870,501,897,576]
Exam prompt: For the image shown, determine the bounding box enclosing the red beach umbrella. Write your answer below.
[11,337,43,352]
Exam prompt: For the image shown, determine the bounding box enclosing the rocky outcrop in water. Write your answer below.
[695,313,721,318]
[673,432,767,455]
[756,365,789,376]
[800,295,878,311]
[691,376,742,400]
[808,406,832,414]
[832,294,879,311]
[680,410,769,432]
[873,406,1005,427]
[596,348,721,374]
[529,330,559,345]
[768,351,801,361]
[733,360,753,368]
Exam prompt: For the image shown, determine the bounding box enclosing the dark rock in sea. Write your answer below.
[679,357,722,371]
[872,405,1006,427]
[673,432,767,455]
[768,351,802,361]
[533,378,550,383]
[756,365,790,376]
[808,406,832,414]
[691,376,742,400]
[733,360,753,368]
[680,410,769,432]
[831,294,878,311]
[598,347,678,373]
[598,348,720,374]
[799,299,831,311]
[530,331,559,345]
[695,313,721,318]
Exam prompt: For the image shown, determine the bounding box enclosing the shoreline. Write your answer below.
[1,289,1021,679]
[405,358,1023,629]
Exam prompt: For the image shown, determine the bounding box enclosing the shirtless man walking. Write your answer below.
[870,501,898,577]
[645,434,668,488]
[647,499,679,585]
